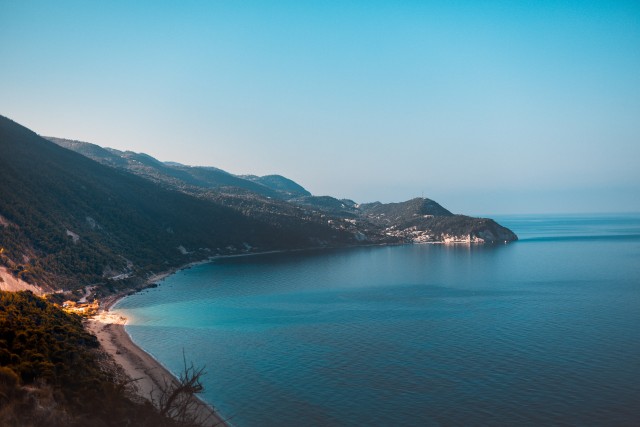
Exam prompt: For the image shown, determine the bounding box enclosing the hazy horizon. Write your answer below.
[2,1,639,214]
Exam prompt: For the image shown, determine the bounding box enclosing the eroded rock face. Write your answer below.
[0,267,43,294]
[470,219,518,243]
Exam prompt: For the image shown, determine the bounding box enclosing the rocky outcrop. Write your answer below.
[362,201,517,244]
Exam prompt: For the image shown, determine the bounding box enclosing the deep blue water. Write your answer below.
[115,214,640,426]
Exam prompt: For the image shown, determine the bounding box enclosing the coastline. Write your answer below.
[82,243,449,426]
[85,261,229,427]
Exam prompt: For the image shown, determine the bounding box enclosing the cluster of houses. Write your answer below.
[61,299,99,316]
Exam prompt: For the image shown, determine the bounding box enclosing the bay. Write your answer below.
[115,214,640,426]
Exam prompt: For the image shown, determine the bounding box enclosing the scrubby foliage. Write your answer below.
[0,291,202,426]
[0,291,98,387]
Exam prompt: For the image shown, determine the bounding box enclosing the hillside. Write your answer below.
[0,290,196,426]
[241,174,311,198]
[1,115,517,296]
[49,132,519,248]
[46,135,517,245]
[0,116,361,292]
[360,198,453,222]
[47,137,307,199]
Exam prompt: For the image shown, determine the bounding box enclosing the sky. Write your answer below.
[1,1,639,214]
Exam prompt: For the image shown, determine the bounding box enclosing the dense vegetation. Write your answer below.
[0,290,193,426]
[404,215,518,241]
[1,114,517,295]
[0,116,361,291]
[47,137,299,199]
[46,136,517,244]
[360,197,454,223]
[358,198,517,242]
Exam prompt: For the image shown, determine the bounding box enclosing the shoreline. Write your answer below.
[86,258,230,427]
[85,249,319,424]
[84,247,348,425]
[83,242,507,426]
[83,242,485,426]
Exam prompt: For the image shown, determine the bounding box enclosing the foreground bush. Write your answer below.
[0,291,205,426]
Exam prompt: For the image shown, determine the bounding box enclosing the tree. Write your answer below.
[153,352,224,427]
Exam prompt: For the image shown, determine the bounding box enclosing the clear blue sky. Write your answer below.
[1,1,639,214]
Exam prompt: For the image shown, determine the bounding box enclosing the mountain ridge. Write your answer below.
[1,116,361,292]
[47,137,308,200]
[45,135,517,247]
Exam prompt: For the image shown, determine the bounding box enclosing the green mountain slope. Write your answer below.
[47,137,303,199]
[1,114,517,293]
[360,198,453,223]
[0,116,357,291]
[242,174,311,198]
[46,134,517,246]
[0,290,186,426]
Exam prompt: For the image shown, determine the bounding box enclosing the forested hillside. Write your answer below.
[0,290,195,426]
[0,116,360,291]
[1,114,517,294]
[47,137,304,199]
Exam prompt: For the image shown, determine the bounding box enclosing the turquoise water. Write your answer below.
[116,214,640,426]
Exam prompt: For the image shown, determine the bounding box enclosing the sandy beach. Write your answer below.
[85,269,229,427]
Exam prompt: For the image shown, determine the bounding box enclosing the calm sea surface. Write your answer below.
[115,214,640,426]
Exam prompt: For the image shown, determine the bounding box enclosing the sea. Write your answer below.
[114,213,640,426]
